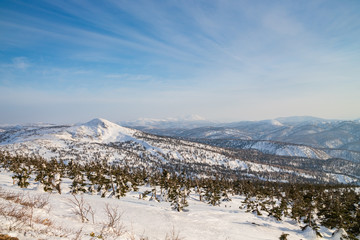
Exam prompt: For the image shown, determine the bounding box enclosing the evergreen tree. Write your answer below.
[11,159,31,188]
[68,162,87,194]
[204,180,222,206]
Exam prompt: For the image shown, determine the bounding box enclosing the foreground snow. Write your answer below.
[0,171,345,240]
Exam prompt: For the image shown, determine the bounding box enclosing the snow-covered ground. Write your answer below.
[0,171,344,240]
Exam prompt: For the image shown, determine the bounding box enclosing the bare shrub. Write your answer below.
[7,192,39,209]
[34,216,53,227]
[30,194,50,209]
[0,189,58,237]
[50,225,73,239]
[0,187,7,198]
[88,205,96,224]
[127,232,136,240]
[104,203,123,228]
[126,228,149,240]
[126,231,149,240]
[165,226,183,240]
[67,194,92,223]
[0,202,28,231]
[11,192,25,205]
[0,190,20,202]
[0,190,51,230]
[0,188,49,209]
[17,194,36,227]
[7,192,49,227]
[102,203,126,237]
[72,227,83,240]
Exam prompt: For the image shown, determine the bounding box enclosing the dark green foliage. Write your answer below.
[203,179,222,206]
[167,175,189,212]
[68,161,87,194]
[110,165,130,199]
[9,155,32,188]
[279,233,289,240]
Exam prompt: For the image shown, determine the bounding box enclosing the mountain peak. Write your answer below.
[70,118,136,143]
[269,119,283,126]
[84,118,117,129]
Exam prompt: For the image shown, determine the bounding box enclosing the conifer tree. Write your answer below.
[11,159,31,188]
[69,162,87,194]
[167,176,189,212]
[204,179,221,206]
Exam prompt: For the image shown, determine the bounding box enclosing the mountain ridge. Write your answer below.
[125,117,360,159]
[0,118,359,185]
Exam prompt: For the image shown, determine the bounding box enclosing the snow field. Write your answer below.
[0,171,341,240]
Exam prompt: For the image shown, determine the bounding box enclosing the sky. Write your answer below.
[0,0,360,124]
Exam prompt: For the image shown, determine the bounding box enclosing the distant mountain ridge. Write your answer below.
[195,138,360,163]
[196,139,331,159]
[122,116,360,162]
[1,118,359,184]
[120,115,213,130]
[274,116,330,123]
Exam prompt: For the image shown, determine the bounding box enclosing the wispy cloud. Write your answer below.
[0,56,30,71]
[0,0,359,123]
[12,57,30,70]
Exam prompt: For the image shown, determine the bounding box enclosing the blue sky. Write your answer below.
[1,0,359,124]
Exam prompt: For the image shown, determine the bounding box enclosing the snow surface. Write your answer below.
[0,171,345,240]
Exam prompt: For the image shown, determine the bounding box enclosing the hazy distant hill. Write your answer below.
[123,116,360,162]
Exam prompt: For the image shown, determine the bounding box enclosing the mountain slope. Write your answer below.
[0,118,359,184]
[0,118,137,145]
[196,139,331,159]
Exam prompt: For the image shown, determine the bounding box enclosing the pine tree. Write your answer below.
[167,176,189,212]
[11,159,31,188]
[69,162,87,194]
[204,180,221,206]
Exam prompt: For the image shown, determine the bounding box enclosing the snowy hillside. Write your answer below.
[0,118,359,185]
[1,169,354,240]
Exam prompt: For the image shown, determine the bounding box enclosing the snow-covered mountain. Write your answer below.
[126,116,360,148]
[0,118,359,185]
[0,118,137,145]
[127,117,360,162]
